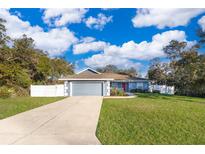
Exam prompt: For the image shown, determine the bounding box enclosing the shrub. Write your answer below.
[117,90,124,96]
[13,86,29,96]
[110,88,127,96]
[153,90,160,93]
[110,88,117,96]
[0,86,14,98]
[130,89,149,93]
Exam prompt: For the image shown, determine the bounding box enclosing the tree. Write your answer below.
[50,58,74,81]
[97,65,139,77]
[148,58,169,85]
[173,48,205,96]
[34,55,52,83]
[160,41,205,96]
[0,18,74,96]
[0,18,9,46]
[97,65,118,73]
[163,40,187,60]
[118,67,138,77]
[0,63,31,88]
[12,35,44,82]
[148,39,205,97]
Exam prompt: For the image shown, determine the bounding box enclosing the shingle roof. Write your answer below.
[59,67,149,81]
[59,72,148,81]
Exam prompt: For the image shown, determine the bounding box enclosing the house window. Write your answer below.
[117,82,122,88]
[143,82,148,90]
[111,82,118,88]
[111,82,122,90]
[129,82,137,90]
[136,83,143,89]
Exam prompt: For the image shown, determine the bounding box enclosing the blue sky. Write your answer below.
[1,8,205,76]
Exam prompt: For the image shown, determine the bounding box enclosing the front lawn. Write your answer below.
[0,97,65,119]
[97,93,205,144]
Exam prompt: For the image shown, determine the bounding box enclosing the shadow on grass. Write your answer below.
[136,93,168,99]
[136,93,203,103]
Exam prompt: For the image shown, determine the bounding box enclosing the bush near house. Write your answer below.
[130,88,149,93]
[0,86,14,98]
[152,89,160,93]
[110,88,128,96]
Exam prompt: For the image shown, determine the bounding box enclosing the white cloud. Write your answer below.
[85,30,190,59]
[85,13,112,30]
[13,10,22,18]
[84,54,142,70]
[101,8,112,10]
[73,40,108,54]
[104,30,189,60]
[31,28,77,56]
[132,8,205,29]
[79,36,96,43]
[84,30,194,70]
[101,8,118,11]
[198,15,205,31]
[43,8,88,26]
[0,9,78,56]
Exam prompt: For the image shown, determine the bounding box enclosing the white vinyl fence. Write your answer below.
[149,85,175,95]
[30,85,64,97]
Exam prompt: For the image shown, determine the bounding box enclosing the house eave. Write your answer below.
[58,78,149,82]
[111,79,149,82]
[58,78,114,81]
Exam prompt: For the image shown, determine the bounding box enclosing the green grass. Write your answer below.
[0,97,65,119]
[96,93,205,144]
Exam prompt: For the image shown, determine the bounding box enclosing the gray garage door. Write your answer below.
[72,81,103,96]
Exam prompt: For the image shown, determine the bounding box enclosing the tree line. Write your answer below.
[148,30,205,97]
[2,16,205,97]
[0,18,74,96]
[96,64,140,77]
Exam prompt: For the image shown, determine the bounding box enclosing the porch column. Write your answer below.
[106,81,110,96]
[64,81,69,96]
[70,82,72,96]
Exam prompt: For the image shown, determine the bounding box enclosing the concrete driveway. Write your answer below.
[0,96,102,145]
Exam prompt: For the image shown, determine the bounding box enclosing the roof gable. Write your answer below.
[77,68,101,75]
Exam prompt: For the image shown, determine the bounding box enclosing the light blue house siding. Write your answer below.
[111,81,149,92]
[128,82,149,91]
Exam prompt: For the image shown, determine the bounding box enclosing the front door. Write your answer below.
[122,83,126,92]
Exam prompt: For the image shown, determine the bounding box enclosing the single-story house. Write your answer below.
[59,68,149,96]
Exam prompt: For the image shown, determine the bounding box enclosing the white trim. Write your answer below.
[106,81,110,96]
[64,81,69,96]
[112,80,149,82]
[70,82,72,96]
[76,67,101,74]
[59,78,114,81]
